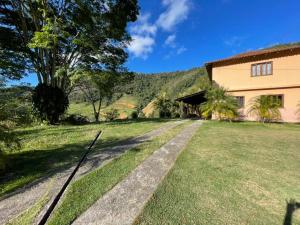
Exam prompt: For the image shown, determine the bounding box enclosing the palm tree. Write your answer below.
[154,93,172,118]
[247,95,281,123]
[200,86,239,121]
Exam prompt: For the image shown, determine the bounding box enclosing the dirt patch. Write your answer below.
[143,101,156,118]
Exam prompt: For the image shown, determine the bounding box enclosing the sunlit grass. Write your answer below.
[135,121,300,225]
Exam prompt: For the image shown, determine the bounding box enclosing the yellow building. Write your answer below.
[206,46,300,122]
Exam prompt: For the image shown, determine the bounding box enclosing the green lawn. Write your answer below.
[0,119,170,196]
[44,121,190,225]
[135,121,300,225]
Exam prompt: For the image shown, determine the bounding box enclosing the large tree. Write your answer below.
[0,0,139,91]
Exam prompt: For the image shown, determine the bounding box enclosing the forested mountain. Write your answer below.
[119,67,208,110]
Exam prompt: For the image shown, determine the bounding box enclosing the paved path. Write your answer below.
[73,121,202,225]
[0,121,183,225]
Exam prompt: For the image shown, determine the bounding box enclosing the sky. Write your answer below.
[13,0,300,85]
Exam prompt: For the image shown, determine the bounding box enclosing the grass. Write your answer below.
[46,120,191,225]
[0,119,170,197]
[7,187,51,225]
[135,121,300,225]
[68,94,138,120]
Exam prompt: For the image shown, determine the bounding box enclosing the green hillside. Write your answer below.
[68,94,138,120]
[69,67,208,120]
[122,67,207,110]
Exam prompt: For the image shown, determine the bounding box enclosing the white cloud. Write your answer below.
[165,34,176,47]
[224,36,245,47]
[128,0,191,59]
[130,13,157,36]
[128,35,155,59]
[177,46,187,55]
[128,14,156,59]
[157,0,190,31]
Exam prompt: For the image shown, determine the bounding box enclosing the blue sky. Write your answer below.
[13,0,300,85]
[126,0,300,73]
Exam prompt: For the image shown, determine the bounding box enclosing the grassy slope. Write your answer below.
[0,119,168,196]
[47,121,191,225]
[68,94,138,121]
[135,121,300,225]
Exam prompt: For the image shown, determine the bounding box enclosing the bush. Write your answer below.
[159,110,172,118]
[0,124,20,174]
[105,109,119,121]
[63,114,90,125]
[32,84,69,124]
[131,111,138,119]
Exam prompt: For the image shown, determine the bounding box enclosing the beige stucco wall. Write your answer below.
[230,88,300,123]
[212,54,300,90]
[212,54,300,122]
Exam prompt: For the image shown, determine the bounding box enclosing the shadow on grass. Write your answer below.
[0,135,127,197]
[283,200,300,225]
[0,124,156,198]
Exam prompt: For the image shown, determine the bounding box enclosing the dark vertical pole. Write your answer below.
[38,131,103,225]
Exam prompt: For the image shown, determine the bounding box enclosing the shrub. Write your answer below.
[32,84,69,124]
[0,124,20,174]
[105,109,119,121]
[248,95,282,123]
[131,111,138,119]
[63,114,90,125]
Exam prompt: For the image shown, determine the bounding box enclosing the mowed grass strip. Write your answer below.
[135,121,300,225]
[0,119,170,196]
[47,121,191,225]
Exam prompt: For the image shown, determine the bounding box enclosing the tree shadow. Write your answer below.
[0,129,154,198]
[0,135,129,196]
[283,199,300,225]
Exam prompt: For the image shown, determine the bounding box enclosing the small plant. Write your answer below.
[248,95,281,123]
[105,109,119,121]
[63,114,90,125]
[131,111,138,119]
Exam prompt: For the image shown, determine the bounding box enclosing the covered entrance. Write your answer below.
[176,91,206,118]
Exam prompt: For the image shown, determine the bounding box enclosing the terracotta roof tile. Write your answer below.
[206,45,300,67]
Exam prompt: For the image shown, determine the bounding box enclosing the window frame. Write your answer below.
[251,61,273,77]
[235,96,245,108]
[263,94,284,108]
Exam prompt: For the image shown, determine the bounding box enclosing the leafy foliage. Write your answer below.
[0,85,34,125]
[71,70,133,122]
[0,0,139,90]
[247,95,282,123]
[32,84,69,124]
[154,93,180,118]
[120,67,207,111]
[200,86,239,121]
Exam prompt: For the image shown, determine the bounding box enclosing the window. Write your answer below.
[251,62,273,76]
[251,65,257,76]
[263,95,284,108]
[235,96,245,108]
